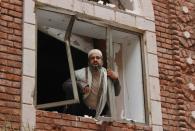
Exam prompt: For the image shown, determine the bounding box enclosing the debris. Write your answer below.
[106,3,116,8]
[125,9,132,13]
[98,0,104,5]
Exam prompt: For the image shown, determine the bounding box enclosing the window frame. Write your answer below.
[36,15,80,109]
[35,8,149,123]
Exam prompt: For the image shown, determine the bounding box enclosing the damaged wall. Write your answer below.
[153,0,195,130]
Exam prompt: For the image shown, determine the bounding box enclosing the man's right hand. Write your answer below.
[82,86,91,93]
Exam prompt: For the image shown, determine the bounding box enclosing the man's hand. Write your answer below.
[107,69,118,80]
[82,86,91,94]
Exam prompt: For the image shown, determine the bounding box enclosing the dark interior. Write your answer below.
[37,30,107,115]
[37,31,88,106]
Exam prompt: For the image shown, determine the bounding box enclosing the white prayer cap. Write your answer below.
[88,49,102,58]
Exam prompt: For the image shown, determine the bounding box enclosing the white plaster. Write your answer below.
[191,111,195,119]
[37,0,74,11]
[148,53,159,77]
[152,125,163,131]
[136,16,155,32]
[22,76,35,104]
[23,49,35,77]
[23,0,35,24]
[183,31,191,39]
[188,82,195,91]
[94,5,115,21]
[141,0,155,21]
[149,77,161,101]
[115,11,136,27]
[21,104,36,131]
[182,6,189,13]
[23,23,36,50]
[151,100,163,125]
[74,0,94,16]
[145,31,157,54]
[186,56,193,64]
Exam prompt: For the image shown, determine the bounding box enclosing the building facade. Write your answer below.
[0,0,195,130]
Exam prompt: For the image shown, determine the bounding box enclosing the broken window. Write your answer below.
[112,29,146,123]
[88,0,142,13]
[36,8,146,123]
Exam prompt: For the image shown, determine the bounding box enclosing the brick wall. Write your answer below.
[153,0,195,130]
[36,110,152,131]
[0,0,23,129]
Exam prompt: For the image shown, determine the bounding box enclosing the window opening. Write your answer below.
[36,8,146,123]
[112,29,145,123]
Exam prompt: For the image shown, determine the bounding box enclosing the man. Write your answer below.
[63,49,121,117]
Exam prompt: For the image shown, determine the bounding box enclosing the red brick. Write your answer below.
[0,20,8,26]
[0,99,21,109]
[88,123,100,130]
[8,10,22,18]
[36,123,53,130]
[0,25,14,34]
[0,45,22,55]
[14,5,22,12]
[62,114,78,121]
[0,92,20,102]
[71,121,89,128]
[13,42,22,49]
[0,32,8,39]
[0,107,20,115]
[0,73,21,81]
[1,8,8,14]
[1,3,14,10]
[14,29,22,36]
[61,127,80,131]
[106,126,123,131]
[8,34,22,42]
[10,0,22,6]
[53,119,70,126]
[1,15,13,22]
[8,22,21,30]
[14,18,22,24]
[42,111,61,119]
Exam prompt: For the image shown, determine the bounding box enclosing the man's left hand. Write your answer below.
[107,69,118,80]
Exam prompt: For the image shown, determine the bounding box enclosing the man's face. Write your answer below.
[89,53,103,69]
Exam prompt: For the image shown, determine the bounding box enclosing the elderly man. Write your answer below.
[63,49,120,117]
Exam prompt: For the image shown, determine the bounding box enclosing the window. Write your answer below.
[36,8,146,123]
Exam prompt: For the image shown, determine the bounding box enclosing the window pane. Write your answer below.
[71,20,107,69]
[112,30,145,123]
[36,9,78,110]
